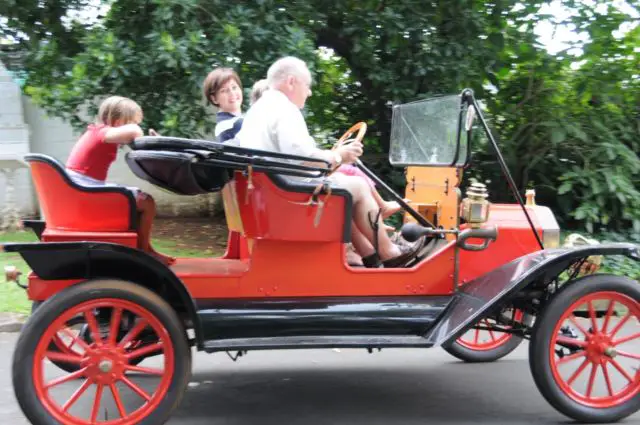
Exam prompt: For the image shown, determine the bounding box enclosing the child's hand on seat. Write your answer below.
[149,129,160,136]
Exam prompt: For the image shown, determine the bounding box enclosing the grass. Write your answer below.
[0,230,213,315]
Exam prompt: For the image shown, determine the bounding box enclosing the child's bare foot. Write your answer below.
[381,199,410,219]
[346,244,363,266]
[148,248,175,265]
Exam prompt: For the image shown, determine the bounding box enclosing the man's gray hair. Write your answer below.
[267,56,310,87]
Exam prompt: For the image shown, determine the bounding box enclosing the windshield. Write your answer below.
[389,94,469,167]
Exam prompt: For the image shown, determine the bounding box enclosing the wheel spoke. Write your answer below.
[126,341,163,360]
[121,375,152,402]
[52,334,77,353]
[110,383,127,419]
[613,332,640,347]
[586,364,598,398]
[473,328,480,344]
[616,350,640,360]
[125,364,164,376]
[62,379,92,412]
[118,319,148,349]
[556,351,586,365]
[601,301,616,334]
[108,308,123,346]
[588,301,599,336]
[45,350,83,365]
[66,337,77,351]
[609,358,634,383]
[84,310,103,347]
[90,384,103,423]
[567,358,590,386]
[556,336,587,348]
[602,363,614,397]
[569,316,589,337]
[487,328,497,342]
[60,327,90,351]
[609,312,632,339]
[44,367,88,390]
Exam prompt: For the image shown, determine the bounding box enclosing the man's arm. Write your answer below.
[274,107,335,163]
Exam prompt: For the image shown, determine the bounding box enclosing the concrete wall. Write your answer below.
[0,60,221,218]
[0,62,34,217]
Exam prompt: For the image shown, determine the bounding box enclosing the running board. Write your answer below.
[203,335,433,352]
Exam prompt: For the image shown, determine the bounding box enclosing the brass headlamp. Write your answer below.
[460,182,491,228]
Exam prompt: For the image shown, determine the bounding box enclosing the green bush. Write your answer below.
[595,231,640,281]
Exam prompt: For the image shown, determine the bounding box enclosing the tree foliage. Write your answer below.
[1,0,638,232]
[470,3,640,232]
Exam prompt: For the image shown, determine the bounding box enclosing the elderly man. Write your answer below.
[236,56,422,268]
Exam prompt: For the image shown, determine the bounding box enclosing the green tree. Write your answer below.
[1,1,527,137]
[469,2,640,232]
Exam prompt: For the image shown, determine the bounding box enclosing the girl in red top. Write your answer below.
[66,96,174,264]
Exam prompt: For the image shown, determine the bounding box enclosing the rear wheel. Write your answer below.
[444,309,524,362]
[530,274,640,423]
[14,279,191,425]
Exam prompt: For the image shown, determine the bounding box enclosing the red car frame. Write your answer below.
[3,89,639,425]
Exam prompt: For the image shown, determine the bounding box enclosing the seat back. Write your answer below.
[25,154,137,232]
[232,172,351,243]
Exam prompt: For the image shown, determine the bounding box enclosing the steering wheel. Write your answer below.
[333,122,367,151]
[328,122,368,176]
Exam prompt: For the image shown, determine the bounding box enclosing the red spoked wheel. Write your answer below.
[32,301,150,374]
[44,310,152,373]
[530,274,640,423]
[444,308,525,362]
[13,280,191,425]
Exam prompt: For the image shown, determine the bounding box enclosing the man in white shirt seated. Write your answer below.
[236,56,423,268]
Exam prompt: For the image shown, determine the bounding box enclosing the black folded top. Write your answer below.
[126,136,330,196]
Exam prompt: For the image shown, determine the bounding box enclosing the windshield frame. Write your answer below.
[388,91,472,168]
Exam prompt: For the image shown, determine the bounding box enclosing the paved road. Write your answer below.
[0,331,638,425]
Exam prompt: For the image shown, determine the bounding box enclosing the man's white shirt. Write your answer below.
[236,89,333,163]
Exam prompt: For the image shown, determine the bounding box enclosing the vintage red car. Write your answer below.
[3,90,639,425]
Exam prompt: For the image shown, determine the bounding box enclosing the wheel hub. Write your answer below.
[83,347,128,384]
[584,333,615,363]
[98,359,113,373]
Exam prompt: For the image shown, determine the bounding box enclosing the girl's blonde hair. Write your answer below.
[250,79,268,105]
[97,96,142,126]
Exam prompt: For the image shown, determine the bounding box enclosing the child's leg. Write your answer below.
[335,165,408,222]
[345,243,363,267]
[350,226,384,268]
[135,192,175,265]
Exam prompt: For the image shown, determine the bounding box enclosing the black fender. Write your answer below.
[3,241,203,349]
[425,243,639,347]
[22,220,46,240]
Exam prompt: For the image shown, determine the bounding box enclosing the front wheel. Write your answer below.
[530,274,640,423]
[14,279,191,425]
[444,309,524,362]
